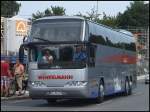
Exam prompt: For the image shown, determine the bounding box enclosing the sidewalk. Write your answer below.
[1,91,30,101]
[137,74,148,80]
[1,75,147,101]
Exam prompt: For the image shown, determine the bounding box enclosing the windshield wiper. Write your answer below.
[34,37,51,43]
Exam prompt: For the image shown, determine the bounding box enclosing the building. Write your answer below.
[127,27,149,74]
[1,16,31,56]
[115,27,149,74]
[1,17,5,55]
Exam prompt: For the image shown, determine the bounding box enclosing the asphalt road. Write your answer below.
[1,80,149,111]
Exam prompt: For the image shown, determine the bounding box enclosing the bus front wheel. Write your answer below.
[95,83,104,103]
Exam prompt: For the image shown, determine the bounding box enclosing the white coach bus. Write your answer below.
[19,16,137,104]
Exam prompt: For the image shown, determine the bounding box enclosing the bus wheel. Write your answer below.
[124,79,132,96]
[128,80,132,95]
[95,83,104,103]
[46,99,57,104]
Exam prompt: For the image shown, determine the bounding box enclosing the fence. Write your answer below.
[125,27,149,75]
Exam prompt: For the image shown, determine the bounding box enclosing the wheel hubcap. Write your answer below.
[129,81,132,86]
[126,82,129,94]
[100,85,104,97]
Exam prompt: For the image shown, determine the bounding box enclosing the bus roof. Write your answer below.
[35,16,134,39]
[36,16,85,21]
[86,20,134,38]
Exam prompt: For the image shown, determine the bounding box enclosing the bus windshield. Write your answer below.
[29,44,88,69]
[30,20,84,42]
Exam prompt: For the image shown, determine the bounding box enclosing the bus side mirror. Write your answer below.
[19,45,24,64]
[23,36,27,43]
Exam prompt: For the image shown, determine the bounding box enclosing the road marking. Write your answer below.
[9,99,28,104]
[97,100,113,105]
[132,92,143,96]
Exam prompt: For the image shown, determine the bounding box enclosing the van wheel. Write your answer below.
[124,79,132,96]
[46,99,57,104]
[95,83,104,103]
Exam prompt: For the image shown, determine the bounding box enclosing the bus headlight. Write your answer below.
[64,81,88,87]
[30,81,46,87]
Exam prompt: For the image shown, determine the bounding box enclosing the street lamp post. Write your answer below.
[96,1,98,20]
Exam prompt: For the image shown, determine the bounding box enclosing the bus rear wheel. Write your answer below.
[124,79,132,96]
[95,83,104,103]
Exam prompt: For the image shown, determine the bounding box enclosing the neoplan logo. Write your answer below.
[38,75,73,80]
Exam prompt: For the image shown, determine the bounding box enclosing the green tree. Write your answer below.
[51,6,65,16]
[86,7,101,21]
[98,12,118,28]
[76,7,101,22]
[31,11,45,21]
[76,1,149,28]
[116,1,149,28]
[44,8,52,16]
[1,1,21,18]
[30,6,66,21]
[76,9,118,27]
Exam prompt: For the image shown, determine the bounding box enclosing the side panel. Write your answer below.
[88,44,136,97]
[86,21,136,97]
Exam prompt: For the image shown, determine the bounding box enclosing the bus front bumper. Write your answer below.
[28,85,89,99]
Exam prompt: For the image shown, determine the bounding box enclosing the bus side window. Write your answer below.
[89,45,96,67]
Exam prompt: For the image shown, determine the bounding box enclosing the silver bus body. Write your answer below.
[21,16,137,101]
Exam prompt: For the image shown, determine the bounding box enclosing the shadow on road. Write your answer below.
[35,93,129,107]
[37,99,96,107]
[2,81,148,111]
[4,91,140,108]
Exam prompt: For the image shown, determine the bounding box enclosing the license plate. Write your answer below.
[47,91,63,95]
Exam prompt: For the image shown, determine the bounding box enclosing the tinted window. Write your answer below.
[88,45,96,67]
[30,20,83,42]
[35,44,88,69]
[89,23,107,45]
[88,21,136,51]
[123,37,136,51]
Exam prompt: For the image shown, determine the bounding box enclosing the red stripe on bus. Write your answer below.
[99,54,137,64]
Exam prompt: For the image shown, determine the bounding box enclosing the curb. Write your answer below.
[137,75,147,80]
[1,95,30,101]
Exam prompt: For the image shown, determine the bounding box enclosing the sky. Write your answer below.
[16,1,148,19]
